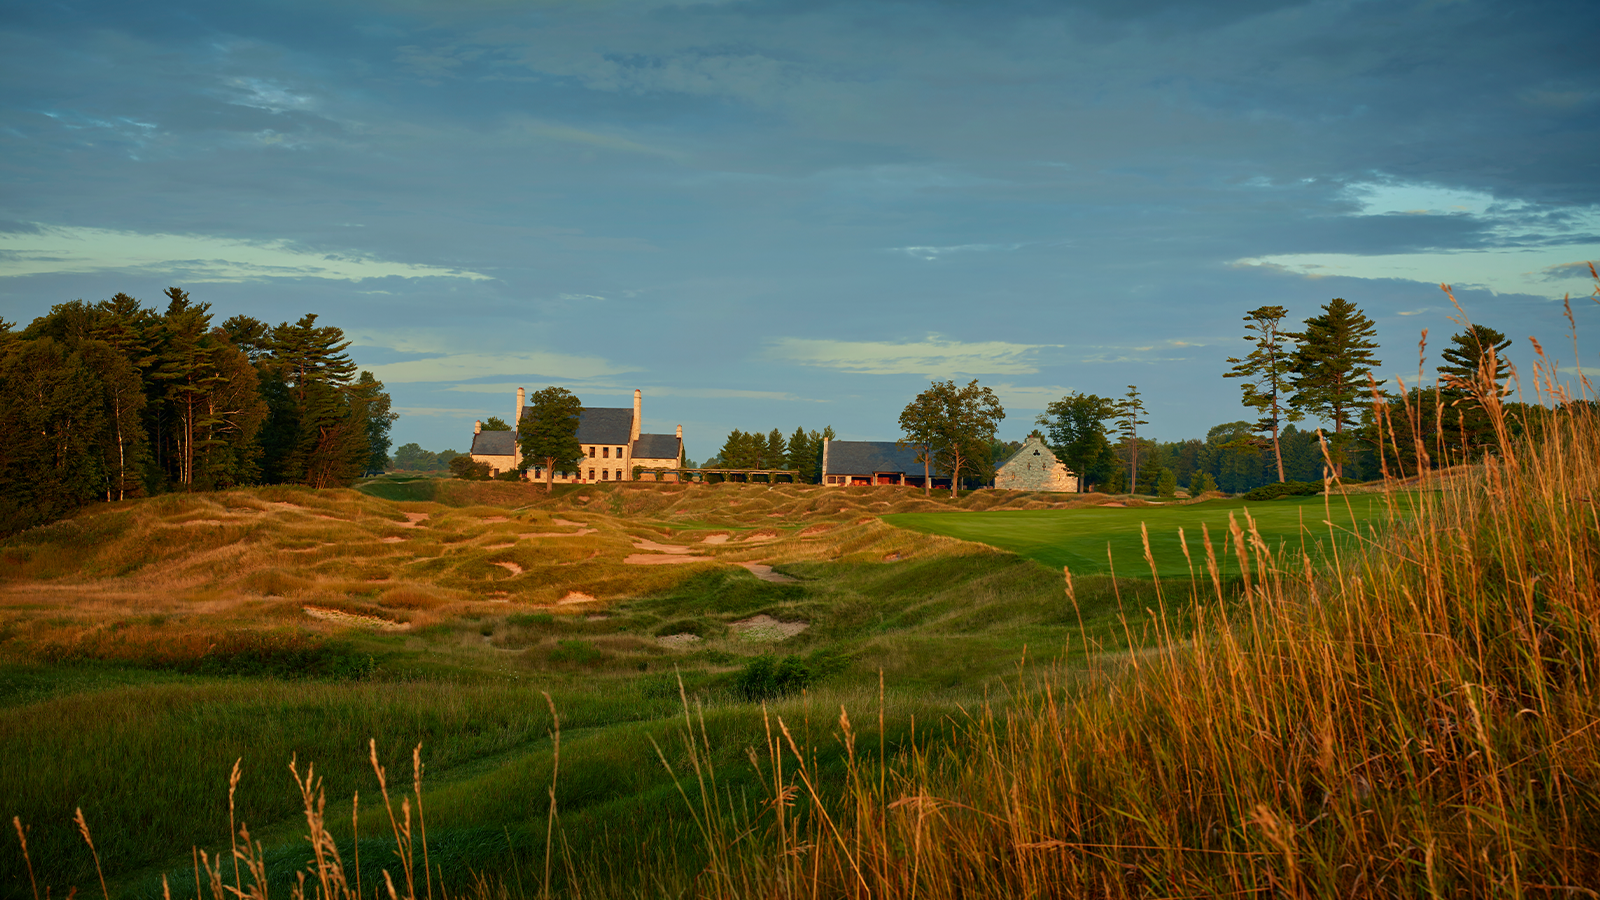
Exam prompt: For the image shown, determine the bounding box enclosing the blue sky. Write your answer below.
[3,0,1597,460]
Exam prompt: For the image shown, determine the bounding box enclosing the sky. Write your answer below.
[2,0,1598,461]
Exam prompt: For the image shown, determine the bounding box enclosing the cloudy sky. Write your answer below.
[3,0,1597,459]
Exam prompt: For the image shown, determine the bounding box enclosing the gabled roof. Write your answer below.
[997,435,1063,472]
[524,406,635,445]
[823,440,929,475]
[633,433,681,460]
[470,431,517,457]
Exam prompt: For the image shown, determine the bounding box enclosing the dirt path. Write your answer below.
[738,562,798,583]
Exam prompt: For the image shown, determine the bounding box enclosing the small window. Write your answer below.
[588,468,595,480]
[602,469,610,480]
[588,446,596,458]
[617,446,625,457]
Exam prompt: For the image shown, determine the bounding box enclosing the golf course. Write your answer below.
[885,491,1402,577]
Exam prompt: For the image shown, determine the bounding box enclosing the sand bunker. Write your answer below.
[730,615,807,642]
[558,591,600,605]
[483,542,516,550]
[634,539,698,554]
[493,561,524,575]
[552,518,587,527]
[741,531,777,543]
[701,534,730,544]
[657,633,703,649]
[625,554,704,565]
[379,536,405,544]
[480,516,509,523]
[799,524,834,536]
[739,562,798,584]
[303,606,408,631]
[395,512,430,527]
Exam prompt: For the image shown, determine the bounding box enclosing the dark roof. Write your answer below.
[633,434,681,460]
[471,431,516,457]
[521,406,635,445]
[823,440,929,475]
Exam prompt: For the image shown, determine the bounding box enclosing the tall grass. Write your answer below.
[640,361,1600,895]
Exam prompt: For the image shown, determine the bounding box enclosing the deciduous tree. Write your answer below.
[518,386,583,491]
[899,379,1005,498]
[1036,392,1119,491]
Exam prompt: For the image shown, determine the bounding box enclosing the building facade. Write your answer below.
[994,435,1080,492]
[469,388,683,482]
[819,439,949,488]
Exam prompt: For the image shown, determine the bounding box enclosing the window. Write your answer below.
[602,469,609,480]
[587,468,595,480]
[602,446,610,458]
[617,446,625,458]
[588,446,596,458]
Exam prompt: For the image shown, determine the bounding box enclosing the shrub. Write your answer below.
[1242,479,1322,501]
[733,654,811,702]
[548,639,603,665]
[448,456,492,481]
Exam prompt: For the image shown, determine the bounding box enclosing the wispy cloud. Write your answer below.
[370,352,634,384]
[1232,245,1600,300]
[987,383,1074,409]
[890,243,1026,261]
[767,334,1057,377]
[0,224,493,282]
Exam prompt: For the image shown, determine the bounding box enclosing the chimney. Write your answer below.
[675,424,682,439]
[822,438,830,480]
[631,389,642,442]
[474,420,482,434]
[515,386,525,425]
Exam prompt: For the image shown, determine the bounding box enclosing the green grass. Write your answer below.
[884,493,1401,577]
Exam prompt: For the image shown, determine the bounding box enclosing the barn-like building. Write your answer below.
[994,435,1080,492]
[819,439,950,489]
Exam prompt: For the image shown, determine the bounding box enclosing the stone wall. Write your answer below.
[995,436,1080,492]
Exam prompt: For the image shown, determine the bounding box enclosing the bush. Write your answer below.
[733,654,812,702]
[449,456,493,481]
[1242,480,1322,501]
[548,639,603,665]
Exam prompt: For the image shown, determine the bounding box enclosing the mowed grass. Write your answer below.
[885,492,1402,577]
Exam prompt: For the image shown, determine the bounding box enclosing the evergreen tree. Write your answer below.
[1225,305,1303,482]
[481,416,512,431]
[785,427,815,482]
[1437,324,1513,461]
[0,337,106,534]
[518,386,583,491]
[1290,298,1382,476]
[1116,386,1149,493]
[762,429,787,474]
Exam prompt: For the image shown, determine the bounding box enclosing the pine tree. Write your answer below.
[1116,386,1149,494]
[0,337,106,534]
[1437,324,1512,461]
[1289,298,1382,477]
[1225,305,1302,482]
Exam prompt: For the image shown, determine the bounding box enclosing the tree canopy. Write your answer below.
[1290,298,1382,476]
[1036,392,1119,491]
[1225,304,1302,482]
[518,386,584,491]
[899,379,1005,497]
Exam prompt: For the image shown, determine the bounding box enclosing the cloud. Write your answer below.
[891,243,1027,261]
[392,406,496,418]
[369,352,634,384]
[987,383,1075,409]
[767,334,1057,377]
[1232,245,1600,300]
[0,224,493,283]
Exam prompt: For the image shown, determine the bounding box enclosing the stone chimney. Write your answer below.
[632,389,642,442]
[515,386,525,425]
[474,420,482,434]
[675,424,682,439]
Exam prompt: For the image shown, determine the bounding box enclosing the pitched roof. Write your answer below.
[471,430,516,457]
[823,440,929,475]
[633,433,681,460]
[523,406,635,445]
[997,436,1061,472]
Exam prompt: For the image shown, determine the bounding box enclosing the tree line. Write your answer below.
[0,289,396,536]
[703,426,837,481]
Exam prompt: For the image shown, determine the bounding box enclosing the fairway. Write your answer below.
[884,494,1399,578]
